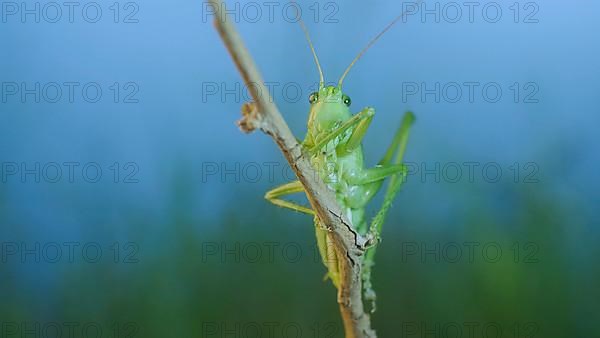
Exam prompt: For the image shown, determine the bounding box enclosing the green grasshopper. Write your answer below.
[264,8,416,311]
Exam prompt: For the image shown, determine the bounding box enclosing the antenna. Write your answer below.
[338,0,424,87]
[294,2,325,86]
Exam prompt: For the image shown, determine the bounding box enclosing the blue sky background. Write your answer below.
[1,0,598,227]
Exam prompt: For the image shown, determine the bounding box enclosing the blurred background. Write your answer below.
[1,0,598,337]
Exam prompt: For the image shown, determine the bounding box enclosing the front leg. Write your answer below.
[339,107,375,154]
[264,181,314,215]
[306,107,375,155]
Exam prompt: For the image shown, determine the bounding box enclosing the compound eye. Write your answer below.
[342,95,351,107]
[309,92,319,104]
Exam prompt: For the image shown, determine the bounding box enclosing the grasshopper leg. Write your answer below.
[314,216,341,289]
[378,111,415,166]
[307,107,375,155]
[346,164,407,186]
[368,111,414,238]
[361,111,415,312]
[339,110,415,206]
[266,184,340,288]
[338,108,375,154]
[264,181,314,215]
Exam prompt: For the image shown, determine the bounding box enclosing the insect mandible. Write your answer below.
[264,4,417,312]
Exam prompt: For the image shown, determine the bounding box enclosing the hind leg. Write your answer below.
[367,111,415,237]
[352,111,415,213]
[361,111,415,312]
